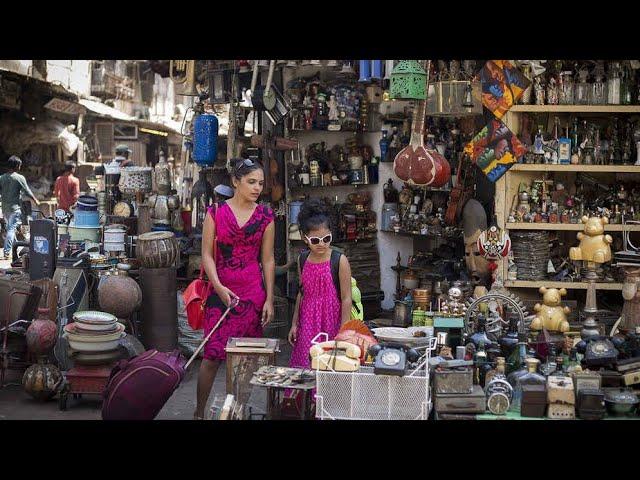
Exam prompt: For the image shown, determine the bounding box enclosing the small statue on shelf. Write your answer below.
[441,286,467,316]
[534,76,545,105]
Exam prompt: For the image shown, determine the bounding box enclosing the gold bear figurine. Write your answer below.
[530,287,571,333]
[569,215,613,264]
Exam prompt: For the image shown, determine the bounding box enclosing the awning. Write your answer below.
[78,98,135,121]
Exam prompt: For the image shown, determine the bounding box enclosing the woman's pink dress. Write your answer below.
[289,260,342,368]
[202,201,274,361]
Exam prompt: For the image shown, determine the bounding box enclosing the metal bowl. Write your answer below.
[604,389,639,416]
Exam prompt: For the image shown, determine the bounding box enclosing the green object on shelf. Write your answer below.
[433,316,465,328]
[390,60,427,100]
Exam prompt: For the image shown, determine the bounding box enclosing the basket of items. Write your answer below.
[313,328,437,420]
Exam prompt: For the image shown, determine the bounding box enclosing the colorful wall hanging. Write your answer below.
[479,60,530,119]
[464,118,527,182]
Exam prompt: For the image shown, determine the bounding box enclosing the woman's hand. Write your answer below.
[214,284,238,308]
[261,299,274,327]
[288,322,298,346]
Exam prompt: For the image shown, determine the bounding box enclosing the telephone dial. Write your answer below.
[367,343,421,376]
[576,336,619,368]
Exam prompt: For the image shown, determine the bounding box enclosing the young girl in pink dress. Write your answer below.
[195,158,275,419]
[288,199,352,368]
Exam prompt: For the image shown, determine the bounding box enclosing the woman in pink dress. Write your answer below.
[288,199,352,368]
[195,158,275,419]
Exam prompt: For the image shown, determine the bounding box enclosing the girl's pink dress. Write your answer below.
[289,259,342,368]
[202,202,274,361]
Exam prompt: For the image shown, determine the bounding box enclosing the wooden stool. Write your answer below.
[225,338,279,406]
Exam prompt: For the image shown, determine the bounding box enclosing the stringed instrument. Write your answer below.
[393,60,449,186]
[445,153,474,225]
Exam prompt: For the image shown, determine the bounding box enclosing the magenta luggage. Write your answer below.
[102,349,186,420]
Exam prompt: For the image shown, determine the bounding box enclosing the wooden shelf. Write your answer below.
[510,105,640,113]
[510,164,640,173]
[506,223,640,232]
[505,280,623,291]
[289,183,377,190]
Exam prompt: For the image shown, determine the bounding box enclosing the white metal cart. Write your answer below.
[314,335,437,420]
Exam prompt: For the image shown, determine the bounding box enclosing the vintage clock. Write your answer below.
[113,201,133,218]
[485,375,513,415]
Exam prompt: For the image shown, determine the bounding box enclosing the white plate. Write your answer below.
[371,326,434,347]
[73,319,118,331]
[64,322,125,342]
[72,311,118,325]
[64,332,126,352]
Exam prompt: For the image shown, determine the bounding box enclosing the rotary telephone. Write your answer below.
[576,336,619,368]
[367,343,421,377]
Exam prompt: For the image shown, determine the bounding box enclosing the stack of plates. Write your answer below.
[63,311,126,356]
[511,231,550,281]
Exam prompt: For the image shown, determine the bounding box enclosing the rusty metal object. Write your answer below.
[140,267,178,352]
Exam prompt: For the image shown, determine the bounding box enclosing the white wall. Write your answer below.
[0,60,32,76]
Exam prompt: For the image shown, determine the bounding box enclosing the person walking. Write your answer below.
[53,161,80,212]
[194,158,275,419]
[0,155,40,260]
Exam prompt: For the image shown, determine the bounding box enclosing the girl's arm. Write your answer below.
[288,262,302,346]
[260,220,276,325]
[338,255,352,325]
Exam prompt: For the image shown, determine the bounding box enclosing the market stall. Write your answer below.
[4,58,640,421]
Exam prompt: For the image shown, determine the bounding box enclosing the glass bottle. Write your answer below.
[540,345,557,376]
[559,71,574,105]
[575,68,590,105]
[570,117,579,156]
[565,348,582,374]
[474,340,488,385]
[300,160,310,185]
[591,64,606,105]
[469,314,496,351]
[512,358,545,412]
[379,130,390,162]
[607,62,621,105]
[485,356,506,386]
[506,334,528,377]
[620,65,633,105]
[499,315,520,357]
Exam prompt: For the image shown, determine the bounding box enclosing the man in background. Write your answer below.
[54,161,80,212]
[114,144,133,167]
[0,155,40,259]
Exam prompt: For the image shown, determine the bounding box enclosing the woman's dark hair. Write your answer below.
[7,155,22,170]
[298,198,331,234]
[63,161,75,173]
[230,157,263,181]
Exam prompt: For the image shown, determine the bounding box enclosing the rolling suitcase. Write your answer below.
[102,299,237,420]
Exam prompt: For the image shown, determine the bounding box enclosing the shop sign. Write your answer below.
[44,98,86,115]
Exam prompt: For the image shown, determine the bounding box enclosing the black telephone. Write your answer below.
[368,343,421,377]
[576,336,619,368]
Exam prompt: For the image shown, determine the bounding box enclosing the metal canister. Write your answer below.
[412,306,426,327]
[193,113,219,166]
[393,300,410,327]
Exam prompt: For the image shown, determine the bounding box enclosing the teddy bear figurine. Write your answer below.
[530,287,571,333]
[569,215,613,264]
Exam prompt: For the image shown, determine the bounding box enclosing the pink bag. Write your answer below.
[102,349,186,421]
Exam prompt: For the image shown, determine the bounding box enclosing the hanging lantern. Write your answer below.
[390,60,427,100]
[190,169,215,233]
[462,81,475,108]
[209,67,232,104]
[192,113,219,166]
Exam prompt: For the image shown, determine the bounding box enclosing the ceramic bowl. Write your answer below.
[64,332,126,352]
[371,327,434,347]
[73,319,118,332]
[73,311,118,325]
[64,322,125,342]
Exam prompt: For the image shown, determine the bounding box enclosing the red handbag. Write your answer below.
[182,204,216,330]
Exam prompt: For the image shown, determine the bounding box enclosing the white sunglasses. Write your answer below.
[305,233,332,245]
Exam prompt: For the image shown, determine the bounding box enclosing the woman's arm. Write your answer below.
[201,208,236,306]
[338,255,352,325]
[260,220,275,325]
